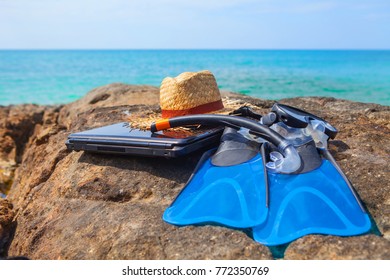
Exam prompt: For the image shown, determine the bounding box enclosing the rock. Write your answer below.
[284,235,390,260]
[58,83,159,130]
[0,163,14,195]
[0,105,46,194]
[0,199,15,256]
[1,83,389,259]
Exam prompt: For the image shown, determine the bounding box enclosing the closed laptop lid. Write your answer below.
[68,122,221,146]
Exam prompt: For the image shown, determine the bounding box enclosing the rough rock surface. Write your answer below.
[284,234,390,260]
[0,199,15,257]
[1,83,389,259]
[0,105,45,195]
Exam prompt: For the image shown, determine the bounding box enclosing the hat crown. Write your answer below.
[160,70,223,116]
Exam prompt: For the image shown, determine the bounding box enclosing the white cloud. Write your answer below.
[246,1,339,15]
[365,12,390,21]
[291,2,338,13]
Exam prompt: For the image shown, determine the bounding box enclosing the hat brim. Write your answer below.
[127,97,260,131]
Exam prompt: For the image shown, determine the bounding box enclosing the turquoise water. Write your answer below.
[0,50,389,105]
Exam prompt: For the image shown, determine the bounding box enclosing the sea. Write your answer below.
[0,50,389,106]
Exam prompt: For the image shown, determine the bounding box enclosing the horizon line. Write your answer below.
[0,48,389,51]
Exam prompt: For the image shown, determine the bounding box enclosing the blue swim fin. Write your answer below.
[154,106,372,245]
[163,127,269,228]
[252,146,371,246]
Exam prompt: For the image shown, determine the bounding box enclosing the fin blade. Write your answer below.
[163,155,268,228]
[253,159,371,246]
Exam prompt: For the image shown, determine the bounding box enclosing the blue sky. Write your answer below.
[0,0,389,49]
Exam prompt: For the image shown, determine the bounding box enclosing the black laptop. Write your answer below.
[66,122,223,158]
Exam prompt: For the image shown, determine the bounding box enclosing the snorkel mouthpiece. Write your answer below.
[304,120,329,149]
[267,143,301,174]
[260,112,277,126]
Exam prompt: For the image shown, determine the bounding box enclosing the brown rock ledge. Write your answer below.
[1,83,389,259]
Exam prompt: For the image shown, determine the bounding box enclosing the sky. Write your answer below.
[0,0,389,49]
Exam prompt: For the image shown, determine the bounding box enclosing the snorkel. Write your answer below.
[150,114,301,174]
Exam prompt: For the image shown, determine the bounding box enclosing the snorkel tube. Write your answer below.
[150,114,301,174]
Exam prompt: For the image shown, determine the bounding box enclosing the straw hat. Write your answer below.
[128,70,260,130]
[159,70,224,118]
